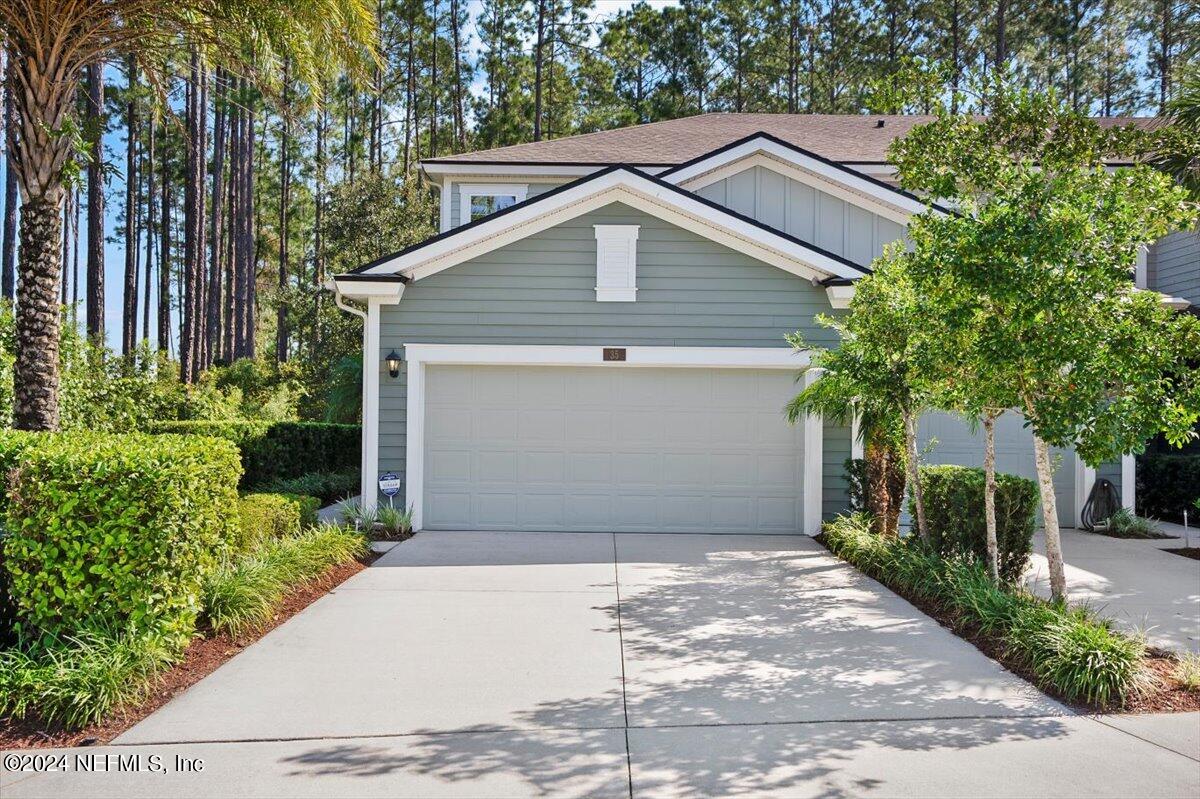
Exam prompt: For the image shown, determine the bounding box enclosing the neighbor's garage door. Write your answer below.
[422,365,805,533]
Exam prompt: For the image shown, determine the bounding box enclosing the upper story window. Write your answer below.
[459,184,528,224]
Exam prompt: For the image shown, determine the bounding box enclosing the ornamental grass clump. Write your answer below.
[822,513,1146,709]
[0,626,177,729]
[201,526,367,637]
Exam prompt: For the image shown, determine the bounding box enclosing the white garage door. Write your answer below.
[918,411,1076,527]
[423,365,806,533]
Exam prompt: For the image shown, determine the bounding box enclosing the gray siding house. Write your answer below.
[332,114,1181,534]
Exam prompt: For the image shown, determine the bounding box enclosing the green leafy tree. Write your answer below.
[788,253,938,541]
[891,88,1200,601]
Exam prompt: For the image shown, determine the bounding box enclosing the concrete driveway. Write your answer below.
[4,532,1199,798]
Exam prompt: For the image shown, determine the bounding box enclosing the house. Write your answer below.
[331,113,1195,534]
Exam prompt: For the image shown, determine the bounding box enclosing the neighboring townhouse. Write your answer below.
[331,113,1189,534]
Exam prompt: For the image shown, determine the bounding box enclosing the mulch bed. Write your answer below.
[812,534,1200,715]
[1164,548,1200,561]
[0,554,378,751]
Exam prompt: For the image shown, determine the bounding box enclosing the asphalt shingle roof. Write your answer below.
[422,112,1160,166]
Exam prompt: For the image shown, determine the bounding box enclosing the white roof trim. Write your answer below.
[357,168,866,283]
[663,136,941,224]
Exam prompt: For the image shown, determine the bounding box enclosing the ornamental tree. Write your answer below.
[891,89,1200,602]
[788,252,943,541]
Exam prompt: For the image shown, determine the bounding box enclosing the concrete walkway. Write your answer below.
[4,532,1198,798]
[1024,528,1200,652]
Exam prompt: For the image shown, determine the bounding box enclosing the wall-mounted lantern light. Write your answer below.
[385,350,403,379]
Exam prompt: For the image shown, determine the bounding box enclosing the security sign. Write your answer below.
[378,472,401,497]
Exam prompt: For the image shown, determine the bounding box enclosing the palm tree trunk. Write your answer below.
[13,195,64,430]
[85,63,105,346]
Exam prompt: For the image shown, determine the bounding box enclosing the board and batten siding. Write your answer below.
[693,165,907,268]
[1149,230,1200,307]
[377,201,850,520]
[450,180,565,228]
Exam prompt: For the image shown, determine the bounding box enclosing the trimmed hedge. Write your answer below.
[1136,453,1200,523]
[2,432,242,646]
[822,514,1145,708]
[914,464,1038,583]
[261,471,359,505]
[147,421,360,488]
[236,492,320,551]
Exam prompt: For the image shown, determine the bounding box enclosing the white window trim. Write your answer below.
[459,183,528,225]
[594,224,639,302]
[401,344,816,533]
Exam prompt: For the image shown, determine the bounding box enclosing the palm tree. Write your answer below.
[1,0,376,430]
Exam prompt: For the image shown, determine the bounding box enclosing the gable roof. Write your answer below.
[659,131,955,221]
[421,113,1161,167]
[343,165,870,283]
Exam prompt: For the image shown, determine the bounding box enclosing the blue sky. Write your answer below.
[0,0,667,350]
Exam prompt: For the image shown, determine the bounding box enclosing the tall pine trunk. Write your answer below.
[85,63,105,346]
[121,56,139,356]
[534,0,545,141]
[208,69,226,367]
[143,119,154,343]
[276,63,291,363]
[983,412,1000,580]
[1,72,16,303]
[158,129,172,353]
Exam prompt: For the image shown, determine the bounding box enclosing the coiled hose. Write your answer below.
[1080,477,1121,532]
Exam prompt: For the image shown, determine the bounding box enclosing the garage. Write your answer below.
[420,364,808,533]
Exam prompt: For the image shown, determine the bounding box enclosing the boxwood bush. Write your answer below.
[2,432,242,646]
[1136,453,1200,523]
[236,492,320,551]
[913,464,1037,583]
[822,513,1145,708]
[146,420,360,488]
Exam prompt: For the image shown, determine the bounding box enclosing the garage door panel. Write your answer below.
[424,365,806,533]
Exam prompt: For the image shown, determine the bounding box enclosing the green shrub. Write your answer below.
[822,513,1146,708]
[201,526,366,637]
[376,504,414,539]
[237,493,303,550]
[1136,453,1200,523]
[147,420,359,488]
[261,470,359,504]
[0,625,178,729]
[1173,653,1200,691]
[2,432,242,646]
[279,493,321,527]
[1102,508,1167,539]
[914,465,1037,582]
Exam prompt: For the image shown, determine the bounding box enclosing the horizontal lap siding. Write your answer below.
[378,202,838,507]
[1149,231,1200,307]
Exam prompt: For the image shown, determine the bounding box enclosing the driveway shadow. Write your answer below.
[281,534,1073,798]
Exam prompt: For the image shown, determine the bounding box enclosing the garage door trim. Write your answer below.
[403,344,820,533]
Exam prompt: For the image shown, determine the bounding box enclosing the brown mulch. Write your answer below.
[811,535,1200,715]
[1164,548,1200,561]
[0,554,377,750]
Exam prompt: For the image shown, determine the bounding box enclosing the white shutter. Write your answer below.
[593,225,639,302]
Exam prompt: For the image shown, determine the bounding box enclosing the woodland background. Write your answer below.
[0,0,1196,422]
